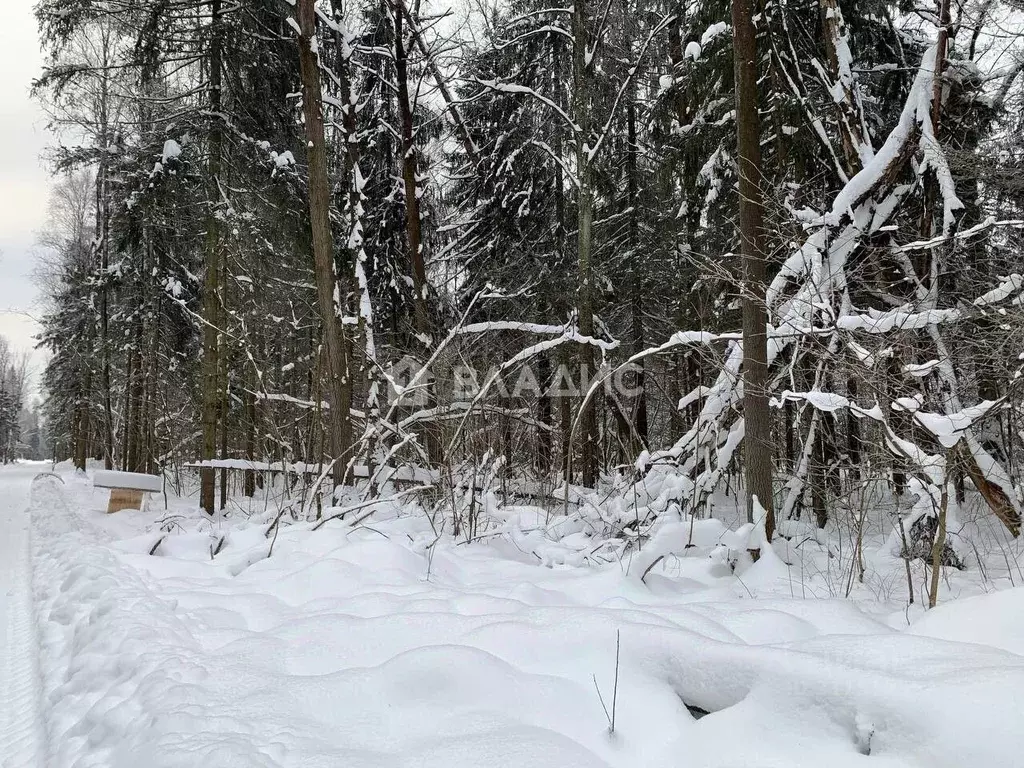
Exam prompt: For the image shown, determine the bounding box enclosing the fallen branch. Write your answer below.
[311,485,433,531]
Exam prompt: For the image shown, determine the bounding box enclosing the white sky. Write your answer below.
[0,0,49,370]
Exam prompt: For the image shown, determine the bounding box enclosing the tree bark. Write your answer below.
[333,2,379,477]
[97,121,114,470]
[572,0,599,487]
[626,77,648,452]
[393,0,440,464]
[244,386,256,497]
[536,315,553,474]
[200,0,224,513]
[296,0,354,488]
[74,366,91,472]
[732,0,775,538]
[219,245,230,508]
[551,38,572,481]
[393,0,429,340]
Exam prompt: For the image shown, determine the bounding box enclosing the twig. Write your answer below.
[592,630,621,735]
[264,503,297,558]
[211,534,226,559]
[592,675,612,731]
[268,508,286,558]
[896,508,915,606]
[311,485,433,531]
[611,629,620,734]
[640,554,664,583]
[264,504,293,539]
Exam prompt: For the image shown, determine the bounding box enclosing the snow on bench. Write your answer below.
[93,470,163,513]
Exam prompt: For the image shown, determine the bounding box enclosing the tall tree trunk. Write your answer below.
[393,0,440,464]
[551,38,572,481]
[89,24,116,471]
[144,280,161,474]
[732,0,775,538]
[200,0,224,513]
[97,127,114,471]
[393,0,428,339]
[334,3,379,476]
[244,386,256,497]
[572,0,599,487]
[74,366,91,472]
[536,303,553,475]
[626,76,648,453]
[296,0,353,488]
[124,346,138,471]
[219,251,230,508]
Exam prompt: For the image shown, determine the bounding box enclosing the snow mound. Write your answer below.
[29,478,1024,767]
[909,587,1024,656]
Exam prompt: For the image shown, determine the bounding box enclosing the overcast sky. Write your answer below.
[0,1,49,368]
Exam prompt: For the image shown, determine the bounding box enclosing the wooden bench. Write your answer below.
[93,471,163,513]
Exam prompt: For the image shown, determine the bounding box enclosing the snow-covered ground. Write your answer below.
[0,462,47,768]
[7,462,1024,766]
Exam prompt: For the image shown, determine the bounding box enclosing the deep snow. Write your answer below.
[8,463,1024,767]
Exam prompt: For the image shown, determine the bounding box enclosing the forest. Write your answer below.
[29,0,1024,566]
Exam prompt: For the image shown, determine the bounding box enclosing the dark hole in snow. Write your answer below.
[685,702,711,720]
[855,721,874,755]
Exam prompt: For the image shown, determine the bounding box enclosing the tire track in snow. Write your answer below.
[0,466,49,768]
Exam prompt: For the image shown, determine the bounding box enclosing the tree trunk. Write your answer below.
[393,0,440,464]
[732,0,775,538]
[537,337,553,475]
[296,0,353,488]
[90,25,116,471]
[333,2,379,478]
[200,0,224,513]
[244,385,256,497]
[74,367,90,472]
[846,376,862,479]
[551,38,571,481]
[144,278,161,474]
[124,346,139,471]
[572,0,599,487]
[219,250,230,509]
[393,0,429,339]
[97,129,114,471]
[626,86,648,452]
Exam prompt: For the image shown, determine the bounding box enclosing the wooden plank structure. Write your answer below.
[183,460,588,507]
[184,460,447,509]
[94,470,163,513]
[183,460,436,485]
